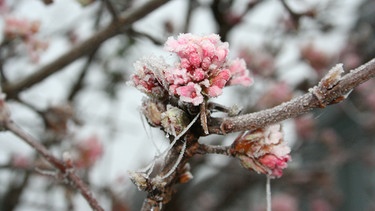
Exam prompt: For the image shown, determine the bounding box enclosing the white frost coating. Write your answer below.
[161,140,186,180]
[320,63,344,89]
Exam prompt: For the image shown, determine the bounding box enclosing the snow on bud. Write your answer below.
[317,63,344,90]
[141,98,166,127]
[161,105,190,136]
[129,56,168,99]
[128,171,148,191]
[231,124,291,178]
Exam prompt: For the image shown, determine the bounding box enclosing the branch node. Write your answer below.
[309,63,345,107]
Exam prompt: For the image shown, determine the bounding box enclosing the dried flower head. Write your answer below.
[231,124,291,178]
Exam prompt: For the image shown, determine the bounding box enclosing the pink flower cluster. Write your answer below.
[75,136,103,168]
[3,17,48,62]
[4,17,40,39]
[231,124,291,178]
[130,33,253,106]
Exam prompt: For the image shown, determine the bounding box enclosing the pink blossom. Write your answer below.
[4,17,40,39]
[11,154,31,168]
[176,82,204,106]
[0,0,8,14]
[130,57,168,99]
[164,67,189,85]
[231,124,291,178]
[4,17,48,63]
[258,154,290,177]
[76,136,103,168]
[206,69,231,97]
[227,58,253,86]
[131,34,253,106]
[165,33,229,71]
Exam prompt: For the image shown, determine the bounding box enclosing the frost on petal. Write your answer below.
[164,33,229,71]
[164,67,189,85]
[206,86,223,97]
[227,58,254,87]
[176,82,204,106]
[206,69,231,97]
[191,68,206,82]
[265,124,283,144]
[231,124,291,178]
[129,56,168,99]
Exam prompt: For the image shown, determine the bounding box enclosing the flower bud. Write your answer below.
[161,105,190,136]
[231,124,291,178]
[141,98,166,127]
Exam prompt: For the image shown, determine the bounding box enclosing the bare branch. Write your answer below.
[208,58,375,134]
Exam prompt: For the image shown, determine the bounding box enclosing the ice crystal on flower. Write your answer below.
[231,124,291,178]
[130,56,168,99]
[176,82,204,106]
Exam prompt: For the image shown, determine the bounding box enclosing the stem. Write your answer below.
[197,144,231,156]
[266,175,271,211]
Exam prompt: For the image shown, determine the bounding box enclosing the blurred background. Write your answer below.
[0,0,375,210]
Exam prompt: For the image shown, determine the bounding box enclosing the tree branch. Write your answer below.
[2,0,171,99]
[208,58,375,134]
[3,120,105,211]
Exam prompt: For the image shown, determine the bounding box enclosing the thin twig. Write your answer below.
[67,48,98,101]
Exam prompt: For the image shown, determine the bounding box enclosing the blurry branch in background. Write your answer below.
[208,59,375,134]
[67,48,98,101]
[0,100,104,211]
[210,0,259,41]
[2,0,171,99]
[280,0,316,29]
[102,0,119,20]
